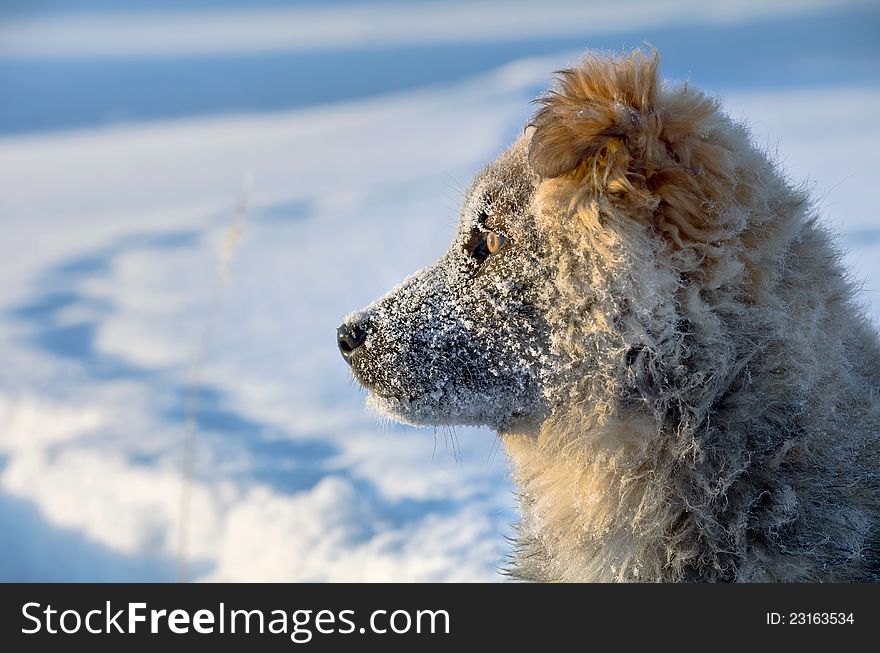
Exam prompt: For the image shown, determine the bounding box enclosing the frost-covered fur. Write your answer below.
[342,51,880,582]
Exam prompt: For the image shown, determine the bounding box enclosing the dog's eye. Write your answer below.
[486,232,507,254]
[466,229,508,265]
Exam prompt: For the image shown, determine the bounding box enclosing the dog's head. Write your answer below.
[339,50,764,433]
[338,139,555,432]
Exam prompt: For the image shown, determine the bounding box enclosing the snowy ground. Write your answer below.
[0,0,878,581]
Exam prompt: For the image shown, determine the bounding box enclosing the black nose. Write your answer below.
[337,323,367,362]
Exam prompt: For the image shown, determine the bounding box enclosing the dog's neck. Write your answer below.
[500,411,676,582]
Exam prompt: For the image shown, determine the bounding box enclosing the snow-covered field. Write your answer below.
[1,0,878,581]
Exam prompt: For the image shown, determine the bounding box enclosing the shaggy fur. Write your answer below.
[341,50,880,582]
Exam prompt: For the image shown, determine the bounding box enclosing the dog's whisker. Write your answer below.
[441,173,467,198]
[488,432,503,465]
[452,426,463,466]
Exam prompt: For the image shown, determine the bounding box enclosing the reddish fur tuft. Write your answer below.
[529,50,744,247]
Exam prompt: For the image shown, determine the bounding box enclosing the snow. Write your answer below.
[0,0,878,581]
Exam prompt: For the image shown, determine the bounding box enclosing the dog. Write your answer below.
[338,50,880,582]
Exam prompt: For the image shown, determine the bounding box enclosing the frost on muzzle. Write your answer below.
[337,250,551,432]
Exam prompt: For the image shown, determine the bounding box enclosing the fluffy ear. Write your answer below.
[529,50,740,247]
[528,50,660,181]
